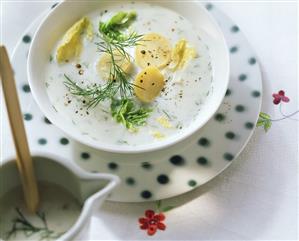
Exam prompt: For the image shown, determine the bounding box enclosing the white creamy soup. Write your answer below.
[0,183,81,241]
[45,2,213,147]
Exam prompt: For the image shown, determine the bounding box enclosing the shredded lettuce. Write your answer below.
[111,98,152,130]
[99,11,137,41]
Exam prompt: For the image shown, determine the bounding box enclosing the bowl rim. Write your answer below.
[27,1,230,154]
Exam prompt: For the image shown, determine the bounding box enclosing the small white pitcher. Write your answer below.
[0,152,120,240]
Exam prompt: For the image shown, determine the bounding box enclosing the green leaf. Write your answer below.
[259,112,271,120]
[257,118,265,127]
[264,120,272,132]
[257,112,272,132]
[162,206,175,212]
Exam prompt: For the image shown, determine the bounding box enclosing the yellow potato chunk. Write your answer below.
[56,17,92,63]
[169,39,197,71]
[97,51,132,81]
[134,66,165,103]
[135,33,172,69]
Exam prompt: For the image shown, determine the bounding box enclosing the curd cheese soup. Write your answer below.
[45,2,213,147]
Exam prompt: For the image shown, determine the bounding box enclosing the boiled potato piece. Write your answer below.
[134,66,165,103]
[97,51,132,80]
[56,17,92,63]
[135,33,171,69]
[169,39,197,71]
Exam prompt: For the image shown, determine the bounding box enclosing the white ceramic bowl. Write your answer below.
[28,0,229,154]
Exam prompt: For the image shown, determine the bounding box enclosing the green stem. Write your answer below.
[277,104,299,121]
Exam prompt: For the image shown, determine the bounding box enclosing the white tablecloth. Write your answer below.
[1,1,298,240]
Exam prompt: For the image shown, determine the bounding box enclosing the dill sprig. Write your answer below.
[95,35,139,94]
[6,208,63,240]
[63,11,152,130]
[96,32,143,61]
[64,13,143,108]
[64,33,144,108]
[64,74,119,108]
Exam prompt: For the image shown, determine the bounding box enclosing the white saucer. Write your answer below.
[9,3,262,202]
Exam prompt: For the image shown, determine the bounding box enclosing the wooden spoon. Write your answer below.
[0,45,39,212]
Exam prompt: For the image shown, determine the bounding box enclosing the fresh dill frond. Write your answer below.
[64,74,119,108]
[64,11,145,112]
[96,32,143,61]
[93,32,144,103]
[98,10,143,61]
[162,110,172,120]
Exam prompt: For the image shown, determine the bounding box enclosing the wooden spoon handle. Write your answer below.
[0,46,39,212]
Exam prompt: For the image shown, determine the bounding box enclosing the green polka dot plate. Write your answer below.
[7,3,262,202]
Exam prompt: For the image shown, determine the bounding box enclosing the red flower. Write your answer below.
[139,210,166,236]
[272,90,290,105]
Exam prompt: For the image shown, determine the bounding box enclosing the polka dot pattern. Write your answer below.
[245,122,254,129]
[141,191,152,199]
[38,138,47,145]
[22,84,31,93]
[126,177,135,186]
[188,180,197,187]
[197,157,208,165]
[169,155,185,166]
[230,46,238,53]
[108,162,118,170]
[60,137,69,145]
[231,25,239,33]
[81,152,90,160]
[214,113,225,122]
[44,117,51,124]
[157,175,169,184]
[8,3,262,202]
[198,138,210,147]
[252,91,261,97]
[205,3,213,10]
[235,105,245,112]
[225,89,232,97]
[22,35,31,43]
[24,113,32,121]
[225,132,236,140]
[223,153,234,161]
[239,74,247,81]
[142,162,153,170]
[249,57,257,65]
